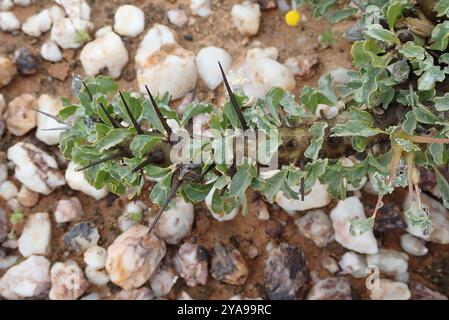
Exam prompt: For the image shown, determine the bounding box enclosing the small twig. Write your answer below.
[131,150,165,173]
[76,152,128,172]
[99,102,121,129]
[201,163,216,179]
[33,109,67,125]
[82,81,93,101]
[40,127,71,131]
[148,172,183,234]
[218,61,249,131]
[144,85,173,138]
[119,91,144,135]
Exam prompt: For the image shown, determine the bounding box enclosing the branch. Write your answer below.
[131,150,165,173]
[119,91,144,135]
[33,109,67,125]
[148,172,182,234]
[218,61,249,131]
[99,102,121,129]
[144,85,173,139]
[76,152,129,172]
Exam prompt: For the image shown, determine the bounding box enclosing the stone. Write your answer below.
[54,0,91,21]
[85,266,109,286]
[63,222,100,252]
[275,181,331,214]
[18,212,51,257]
[339,251,367,278]
[136,24,197,100]
[322,256,339,274]
[65,161,108,200]
[195,46,232,90]
[307,277,352,300]
[83,245,107,270]
[0,255,18,270]
[114,288,153,300]
[40,41,63,63]
[150,262,177,297]
[36,94,63,145]
[0,180,18,200]
[205,187,239,221]
[410,282,448,300]
[4,94,37,136]
[54,197,83,223]
[246,47,278,60]
[17,186,39,207]
[0,56,17,88]
[0,11,20,32]
[400,234,428,256]
[191,0,212,17]
[0,0,13,10]
[295,209,334,248]
[330,196,378,254]
[0,255,51,300]
[154,197,194,245]
[0,208,7,243]
[167,9,188,28]
[369,279,411,300]
[51,18,93,49]
[231,1,261,37]
[210,244,248,285]
[80,30,129,79]
[175,242,209,287]
[227,56,295,104]
[21,9,52,37]
[285,54,320,78]
[264,242,309,300]
[13,47,38,75]
[114,5,145,37]
[49,260,89,300]
[404,192,449,244]
[105,225,166,290]
[366,249,409,282]
[7,142,65,195]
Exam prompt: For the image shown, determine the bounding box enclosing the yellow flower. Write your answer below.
[285,10,301,27]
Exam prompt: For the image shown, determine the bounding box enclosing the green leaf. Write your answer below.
[404,203,433,234]
[95,128,132,152]
[304,122,328,160]
[259,170,288,203]
[332,120,383,137]
[328,7,357,23]
[429,21,449,51]
[402,111,417,135]
[395,138,420,152]
[366,24,400,45]
[229,164,257,198]
[399,41,425,61]
[181,182,214,204]
[414,104,442,124]
[264,87,284,126]
[435,0,449,17]
[150,170,174,208]
[435,168,449,209]
[351,136,367,152]
[349,216,375,236]
[58,105,79,120]
[371,171,394,196]
[181,102,214,125]
[304,159,328,191]
[130,135,164,158]
[434,93,449,111]
[386,1,406,29]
